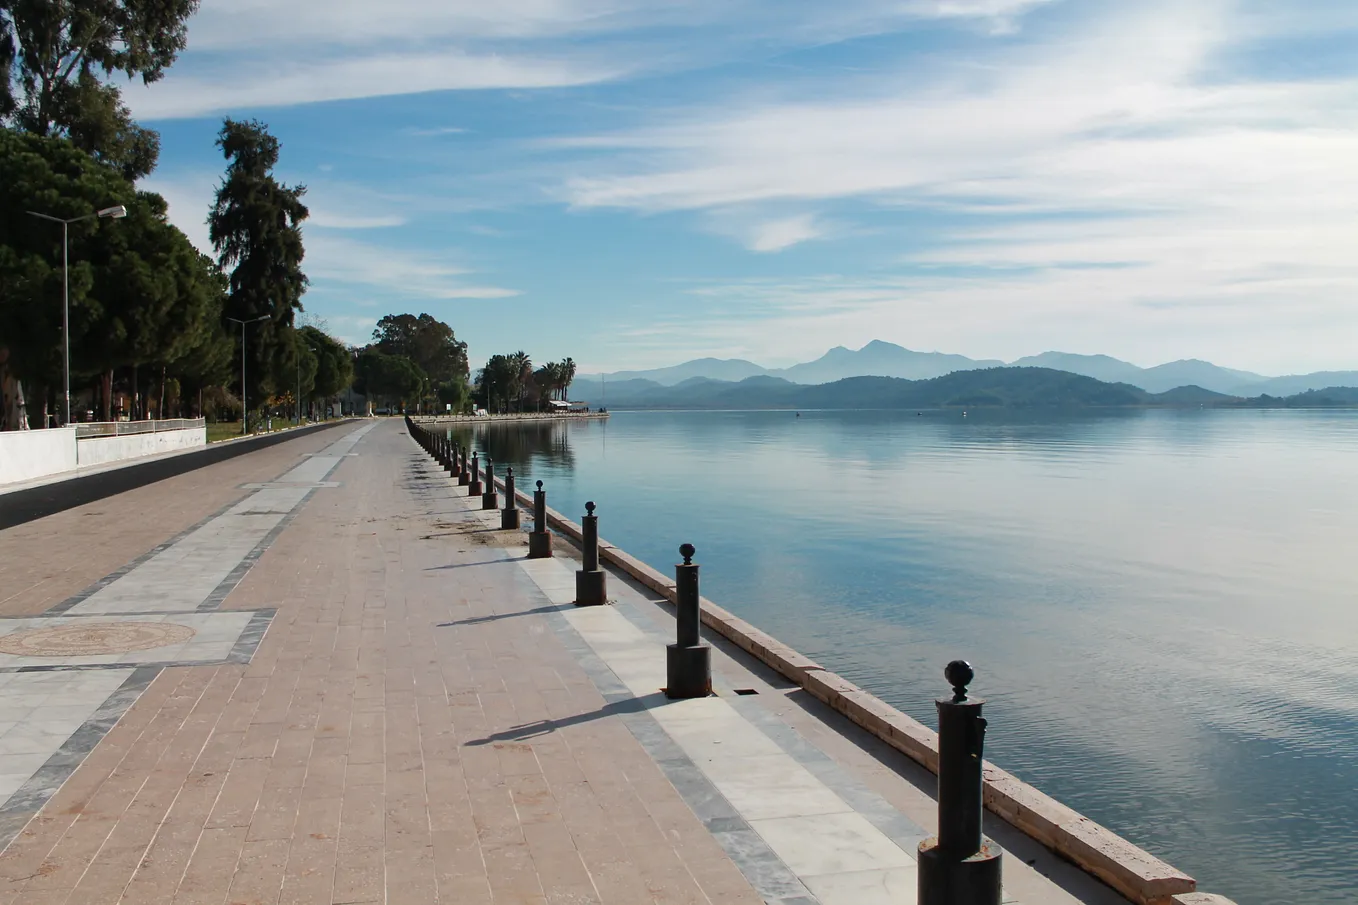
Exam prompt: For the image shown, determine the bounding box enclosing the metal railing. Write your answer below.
[74,418,206,439]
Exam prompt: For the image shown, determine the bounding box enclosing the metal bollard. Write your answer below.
[468,451,483,496]
[665,543,711,698]
[457,444,470,486]
[918,660,1002,905]
[528,480,552,558]
[481,460,499,510]
[574,502,607,605]
[500,467,521,530]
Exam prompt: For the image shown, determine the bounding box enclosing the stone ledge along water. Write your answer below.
[404,417,1237,905]
[437,408,1358,905]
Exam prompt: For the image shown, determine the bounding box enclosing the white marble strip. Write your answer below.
[68,423,374,616]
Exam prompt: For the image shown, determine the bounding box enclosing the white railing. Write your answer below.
[74,418,206,439]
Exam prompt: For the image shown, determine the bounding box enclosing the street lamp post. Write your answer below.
[226,315,269,435]
[25,205,128,426]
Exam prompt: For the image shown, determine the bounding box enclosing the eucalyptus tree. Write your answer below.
[208,118,308,411]
[1,0,199,179]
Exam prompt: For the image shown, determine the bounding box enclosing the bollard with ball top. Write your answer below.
[574,502,607,605]
[482,460,499,510]
[501,468,521,530]
[528,480,552,559]
[468,451,483,496]
[457,445,470,486]
[918,660,1002,905]
[665,544,711,698]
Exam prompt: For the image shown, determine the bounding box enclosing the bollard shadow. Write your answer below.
[424,559,514,570]
[437,604,562,626]
[463,692,666,746]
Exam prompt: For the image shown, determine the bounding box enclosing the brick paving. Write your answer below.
[0,421,767,905]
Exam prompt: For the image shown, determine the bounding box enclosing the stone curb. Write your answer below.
[484,471,1227,905]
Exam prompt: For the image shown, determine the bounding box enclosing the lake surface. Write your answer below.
[447,409,1358,905]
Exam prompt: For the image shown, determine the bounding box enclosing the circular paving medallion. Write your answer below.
[0,622,196,657]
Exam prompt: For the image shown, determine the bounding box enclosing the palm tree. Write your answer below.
[510,351,532,412]
[562,357,576,402]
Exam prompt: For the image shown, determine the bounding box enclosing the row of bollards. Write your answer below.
[407,418,999,904]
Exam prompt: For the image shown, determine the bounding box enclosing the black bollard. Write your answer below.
[574,502,607,606]
[481,460,499,510]
[468,451,483,496]
[665,544,711,698]
[457,444,470,486]
[500,467,521,530]
[918,660,1002,905]
[442,437,454,473]
[528,480,552,558]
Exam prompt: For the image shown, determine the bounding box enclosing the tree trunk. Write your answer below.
[159,366,168,420]
[102,370,113,421]
[0,351,31,431]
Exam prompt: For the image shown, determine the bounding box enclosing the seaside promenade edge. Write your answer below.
[0,418,1236,905]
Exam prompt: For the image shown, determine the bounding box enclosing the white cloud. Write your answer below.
[127,50,619,119]
[550,2,1358,371]
[746,214,825,252]
[302,235,520,301]
[129,0,1055,118]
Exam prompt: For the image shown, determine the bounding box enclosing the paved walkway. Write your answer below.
[0,420,1126,905]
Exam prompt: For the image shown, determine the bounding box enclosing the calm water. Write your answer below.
[448,409,1358,905]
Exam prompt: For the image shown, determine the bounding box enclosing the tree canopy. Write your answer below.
[355,348,424,410]
[1,0,199,179]
[371,313,469,385]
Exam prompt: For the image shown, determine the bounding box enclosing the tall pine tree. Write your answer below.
[208,118,308,413]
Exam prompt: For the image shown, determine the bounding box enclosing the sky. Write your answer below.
[128,0,1358,377]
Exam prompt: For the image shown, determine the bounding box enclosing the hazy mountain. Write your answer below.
[573,341,1353,402]
[769,340,1002,384]
[581,358,768,388]
[602,368,1149,410]
[1246,372,1358,397]
[1135,360,1266,394]
[1008,352,1146,386]
[1009,353,1265,394]
[591,368,1358,411]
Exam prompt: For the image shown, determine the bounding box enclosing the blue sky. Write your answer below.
[127,0,1358,376]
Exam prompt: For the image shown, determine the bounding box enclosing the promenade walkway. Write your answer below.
[0,420,1125,905]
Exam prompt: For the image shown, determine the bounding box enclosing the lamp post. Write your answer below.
[226,315,269,434]
[25,205,128,426]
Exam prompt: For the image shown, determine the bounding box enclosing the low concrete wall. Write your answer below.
[76,426,205,467]
[0,428,78,485]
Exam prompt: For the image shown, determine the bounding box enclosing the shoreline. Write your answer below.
[484,468,1236,905]
[412,412,609,423]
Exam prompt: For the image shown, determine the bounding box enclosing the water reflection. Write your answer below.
[452,410,1358,905]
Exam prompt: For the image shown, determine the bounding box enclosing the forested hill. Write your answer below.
[599,367,1194,409]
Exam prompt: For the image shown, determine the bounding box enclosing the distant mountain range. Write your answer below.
[576,368,1358,411]
[578,341,1358,399]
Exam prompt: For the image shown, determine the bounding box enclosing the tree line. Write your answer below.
[0,0,355,429]
[1,2,576,428]
[477,354,578,413]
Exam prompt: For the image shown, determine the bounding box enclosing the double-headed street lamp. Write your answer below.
[25,205,128,426]
[226,315,269,435]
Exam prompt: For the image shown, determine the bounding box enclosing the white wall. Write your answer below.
[75,427,205,468]
[0,428,78,486]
